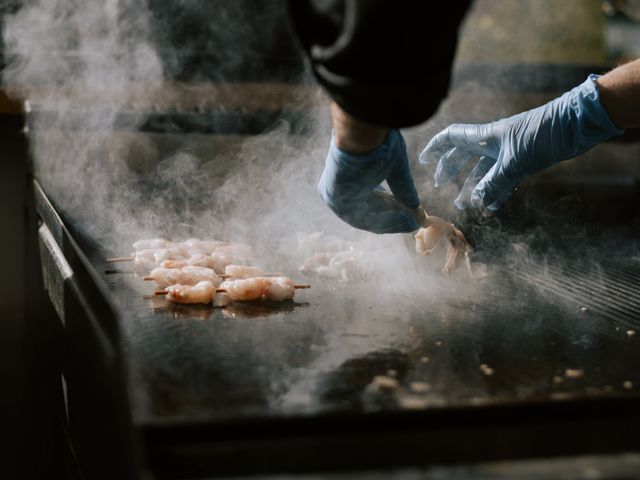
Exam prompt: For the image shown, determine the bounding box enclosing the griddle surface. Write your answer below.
[103,239,640,424]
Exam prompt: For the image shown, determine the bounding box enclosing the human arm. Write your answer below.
[596,58,640,129]
[419,61,640,211]
[287,1,469,232]
[317,102,427,233]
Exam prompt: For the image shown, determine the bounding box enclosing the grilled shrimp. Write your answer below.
[414,214,469,275]
[224,265,268,279]
[219,276,295,302]
[166,280,216,304]
[147,266,221,288]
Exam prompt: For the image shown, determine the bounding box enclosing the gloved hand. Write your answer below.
[419,74,624,212]
[318,128,423,233]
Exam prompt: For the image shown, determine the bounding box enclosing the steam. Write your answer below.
[1,0,479,306]
[2,0,164,247]
[4,0,619,308]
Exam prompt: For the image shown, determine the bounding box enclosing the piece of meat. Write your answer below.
[299,253,332,275]
[162,254,223,270]
[133,247,190,271]
[165,280,216,304]
[414,214,470,275]
[147,266,221,288]
[224,265,268,279]
[299,248,364,281]
[219,276,296,302]
[162,253,252,274]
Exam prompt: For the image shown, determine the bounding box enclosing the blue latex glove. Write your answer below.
[419,74,624,212]
[318,128,421,233]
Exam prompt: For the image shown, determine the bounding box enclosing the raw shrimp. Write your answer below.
[414,214,469,275]
[165,280,216,304]
[133,247,190,271]
[162,253,251,274]
[219,276,296,302]
[114,240,253,273]
[162,254,222,270]
[147,266,221,288]
[299,253,332,276]
[207,254,252,274]
[134,254,157,272]
[224,265,270,279]
[299,248,364,281]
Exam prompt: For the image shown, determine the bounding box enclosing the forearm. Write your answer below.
[596,58,640,129]
[330,103,428,227]
[331,102,387,154]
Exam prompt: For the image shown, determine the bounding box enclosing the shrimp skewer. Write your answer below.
[132,238,175,250]
[162,280,217,304]
[141,239,251,257]
[162,253,253,274]
[131,247,190,271]
[108,248,250,272]
[218,277,309,302]
[219,277,294,302]
[144,266,222,288]
[107,242,254,269]
[223,265,282,279]
[103,247,192,269]
[299,247,364,281]
[155,277,310,304]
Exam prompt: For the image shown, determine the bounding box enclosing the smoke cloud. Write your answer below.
[2,0,474,306]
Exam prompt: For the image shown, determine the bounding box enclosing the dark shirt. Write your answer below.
[288,1,471,128]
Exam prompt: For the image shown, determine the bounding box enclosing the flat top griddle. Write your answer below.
[34,137,640,477]
[98,224,640,424]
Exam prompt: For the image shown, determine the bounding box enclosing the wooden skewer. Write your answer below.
[106,256,133,263]
[154,284,311,296]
